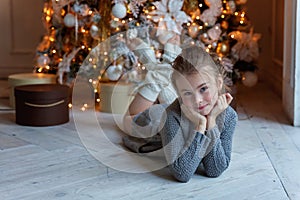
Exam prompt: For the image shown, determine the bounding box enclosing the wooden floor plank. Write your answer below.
[1,81,299,200]
[237,83,300,200]
[0,131,29,150]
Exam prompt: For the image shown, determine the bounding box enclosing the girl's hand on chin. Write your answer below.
[181,104,207,133]
[209,93,233,118]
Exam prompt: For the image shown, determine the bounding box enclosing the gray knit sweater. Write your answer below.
[124,99,238,182]
[160,99,238,182]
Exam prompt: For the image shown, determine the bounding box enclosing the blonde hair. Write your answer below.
[171,46,226,93]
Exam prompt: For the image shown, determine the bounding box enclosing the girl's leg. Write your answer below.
[128,93,154,115]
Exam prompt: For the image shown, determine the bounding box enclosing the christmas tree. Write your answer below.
[34,0,104,84]
[35,0,261,88]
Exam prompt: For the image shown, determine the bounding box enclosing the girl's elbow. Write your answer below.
[170,168,193,183]
[205,164,229,178]
[173,174,192,183]
[205,170,223,178]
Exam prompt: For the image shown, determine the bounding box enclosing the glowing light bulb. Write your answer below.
[46,16,51,22]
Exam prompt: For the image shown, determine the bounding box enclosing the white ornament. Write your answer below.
[64,13,76,28]
[112,3,127,19]
[188,24,199,38]
[242,71,258,87]
[37,54,50,67]
[90,24,100,39]
[106,64,123,81]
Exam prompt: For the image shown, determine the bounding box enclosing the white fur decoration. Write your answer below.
[149,0,191,37]
[57,47,80,84]
[106,64,123,81]
[207,24,222,41]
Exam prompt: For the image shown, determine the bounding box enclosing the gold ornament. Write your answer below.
[183,0,199,14]
[188,24,199,38]
[221,21,229,30]
[216,41,230,56]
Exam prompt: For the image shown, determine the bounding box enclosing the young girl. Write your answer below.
[123,46,238,182]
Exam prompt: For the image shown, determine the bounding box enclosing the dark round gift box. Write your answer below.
[14,84,70,126]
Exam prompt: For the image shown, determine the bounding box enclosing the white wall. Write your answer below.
[295,0,300,126]
[0,0,45,79]
[283,0,300,126]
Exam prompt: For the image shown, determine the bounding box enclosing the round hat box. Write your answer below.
[8,73,57,108]
[14,84,70,126]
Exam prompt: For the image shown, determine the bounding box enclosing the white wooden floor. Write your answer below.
[1,81,300,200]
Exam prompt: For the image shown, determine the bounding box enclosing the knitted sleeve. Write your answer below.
[201,106,238,177]
[160,108,211,182]
[161,105,237,182]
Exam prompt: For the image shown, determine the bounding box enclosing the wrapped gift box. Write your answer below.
[99,82,135,114]
[14,84,70,126]
[8,73,57,107]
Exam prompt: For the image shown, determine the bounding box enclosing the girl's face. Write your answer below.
[176,72,221,116]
